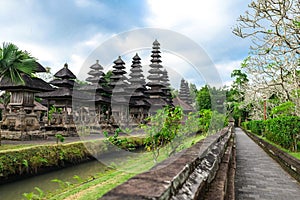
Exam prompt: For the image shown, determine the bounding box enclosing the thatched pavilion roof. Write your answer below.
[54,63,76,79]
[33,62,47,73]
[36,87,72,99]
[172,97,195,113]
[0,74,53,92]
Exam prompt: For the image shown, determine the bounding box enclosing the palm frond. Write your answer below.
[0,42,36,84]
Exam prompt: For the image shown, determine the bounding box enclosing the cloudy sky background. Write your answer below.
[0,0,252,89]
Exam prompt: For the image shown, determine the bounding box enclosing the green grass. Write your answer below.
[37,134,206,200]
[257,135,300,160]
[0,144,36,151]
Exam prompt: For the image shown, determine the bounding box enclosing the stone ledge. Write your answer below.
[100,127,233,200]
[203,130,235,200]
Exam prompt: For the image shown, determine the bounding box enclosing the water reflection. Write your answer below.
[0,160,106,200]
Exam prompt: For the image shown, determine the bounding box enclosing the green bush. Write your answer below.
[244,117,300,152]
[241,121,249,130]
[264,116,300,151]
[246,120,265,135]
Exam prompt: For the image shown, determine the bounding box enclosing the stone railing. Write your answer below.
[100,126,235,200]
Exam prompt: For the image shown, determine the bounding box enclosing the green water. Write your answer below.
[0,160,107,200]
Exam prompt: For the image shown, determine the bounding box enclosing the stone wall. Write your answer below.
[100,126,235,200]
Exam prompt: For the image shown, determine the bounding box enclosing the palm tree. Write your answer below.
[0,42,37,84]
[0,43,37,145]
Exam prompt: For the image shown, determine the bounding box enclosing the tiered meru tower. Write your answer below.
[162,69,173,106]
[83,60,110,123]
[146,40,170,113]
[109,56,129,125]
[179,79,193,105]
[128,53,150,124]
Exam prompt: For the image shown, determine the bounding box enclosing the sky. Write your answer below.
[0,0,253,89]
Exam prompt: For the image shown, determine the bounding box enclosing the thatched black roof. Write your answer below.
[34,62,47,73]
[172,97,195,113]
[147,98,168,107]
[36,87,72,99]
[0,74,53,92]
[72,90,110,103]
[49,79,75,88]
[54,63,76,79]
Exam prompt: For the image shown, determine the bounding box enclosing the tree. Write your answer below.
[0,42,37,84]
[189,83,197,106]
[196,85,211,111]
[227,67,250,125]
[0,91,11,117]
[233,0,300,54]
[233,0,300,117]
[142,106,183,162]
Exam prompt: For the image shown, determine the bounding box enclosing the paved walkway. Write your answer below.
[235,128,300,200]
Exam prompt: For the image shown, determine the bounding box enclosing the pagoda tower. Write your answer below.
[79,60,110,123]
[161,69,173,106]
[109,56,129,126]
[146,40,168,113]
[127,53,150,124]
[86,60,106,87]
[178,79,193,105]
[184,81,194,105]
[37,63,76,129]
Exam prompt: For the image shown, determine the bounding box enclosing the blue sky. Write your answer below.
[0,0,252,88]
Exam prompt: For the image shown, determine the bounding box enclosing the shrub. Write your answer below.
[244,120,265,135]
[244,117,300,152]
[264,116,300,151]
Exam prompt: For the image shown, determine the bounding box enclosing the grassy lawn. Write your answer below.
[0,144,36,151]
[37,134,206,200]
[257,135,300,160]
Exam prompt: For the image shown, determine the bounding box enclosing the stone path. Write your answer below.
[235,128,300,200]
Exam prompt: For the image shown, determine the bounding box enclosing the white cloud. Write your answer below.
[215,59,243,86]
[145,0,252,86]
[0,0,252,88]
[146,0,236,42]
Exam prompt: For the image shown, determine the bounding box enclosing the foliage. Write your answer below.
[20,134,206,200]
[189,83,197,104]
[179,112,199,135]
[243,116,300,152]
[264,116,300,152]
[142,106,183,162]
[0,42,37,84]
[23,187,44,200]
[0,91,10,111]
[271,101,296,117]
[233,0,300,117]
[198,109,212,133]
[48,106,62,121]
[103,128,144,151]
[196,85,211,111]
[242,120,265,136]
[0,140,109,179]
[198,109,226,134]
[102,70,113,87]
[55,134,65,144]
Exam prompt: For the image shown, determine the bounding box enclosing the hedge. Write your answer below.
[242,120,265,135]
[242,116,300,152]
[264,116,300,151]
